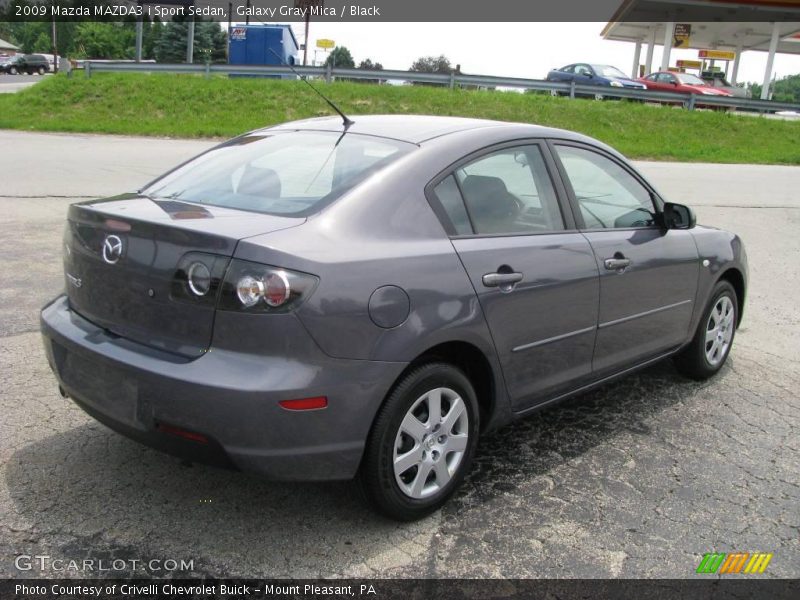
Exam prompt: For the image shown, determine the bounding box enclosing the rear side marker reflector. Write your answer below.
[156,423,209,444]
[279,396,328,411]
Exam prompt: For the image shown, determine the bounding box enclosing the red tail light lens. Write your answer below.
[279,396,328,411]
[264,272,291,307]
[218,259,318,313]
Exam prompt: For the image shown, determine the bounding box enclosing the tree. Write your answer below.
[143,20,165,61]
[358,58,383,70]
[356,58,384,84]
[748,73,800,103]
[155,19,226,64]
[324,46,355,69]
[73,22,136,59]
[409,55,453,74]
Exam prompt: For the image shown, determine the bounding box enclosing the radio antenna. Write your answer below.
[269,49,354,129]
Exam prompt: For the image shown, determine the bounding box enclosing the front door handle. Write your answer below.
[604,256,632,271]
[482,271,523,292]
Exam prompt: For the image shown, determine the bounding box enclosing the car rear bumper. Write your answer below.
[40,295,408,481]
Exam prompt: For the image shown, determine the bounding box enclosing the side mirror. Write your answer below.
[662,202,696,230]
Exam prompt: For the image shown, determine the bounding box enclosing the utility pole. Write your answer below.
[50,1,58,74]
[186,15,195,64]
[303,12,310,66]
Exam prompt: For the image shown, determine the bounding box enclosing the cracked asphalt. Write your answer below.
[0,131,798,579]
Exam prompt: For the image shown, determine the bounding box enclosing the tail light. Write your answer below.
[217,259,318,313]
[171,252,230,306]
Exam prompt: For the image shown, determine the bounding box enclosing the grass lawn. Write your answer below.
[1,73,799,164]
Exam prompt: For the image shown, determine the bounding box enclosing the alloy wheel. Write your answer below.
[393,387,469,499]
[705,295,734,366]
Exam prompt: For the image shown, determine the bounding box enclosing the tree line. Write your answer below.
[0,18,227,63]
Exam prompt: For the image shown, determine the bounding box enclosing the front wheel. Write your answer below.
[358,363,480,521]
[9,66,17,75]
[674,280,738,380]
[37,66,45,75]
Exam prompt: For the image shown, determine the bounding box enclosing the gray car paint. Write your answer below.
[40,115,748,481]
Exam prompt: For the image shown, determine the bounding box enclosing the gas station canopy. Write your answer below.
[602,1,800,97]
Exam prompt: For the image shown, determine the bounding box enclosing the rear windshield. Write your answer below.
[144,130,415,216]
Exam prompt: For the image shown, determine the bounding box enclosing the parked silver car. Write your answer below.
[41,115,747,520]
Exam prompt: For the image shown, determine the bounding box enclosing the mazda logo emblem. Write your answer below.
[102,234,124,264]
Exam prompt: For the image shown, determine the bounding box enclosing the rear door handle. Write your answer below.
[604,257,632,271]
[482,271,523,291]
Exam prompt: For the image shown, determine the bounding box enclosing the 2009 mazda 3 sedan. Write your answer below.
[41,115,747,521]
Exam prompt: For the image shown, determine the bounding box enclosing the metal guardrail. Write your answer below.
[83,61,800,114]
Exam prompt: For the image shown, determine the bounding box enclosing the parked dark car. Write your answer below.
[41,115,747,520]
[0,54,49,75]
[546,63,647,99]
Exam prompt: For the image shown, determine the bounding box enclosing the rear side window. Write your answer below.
[453,145,564,235]
[144,131,414,217]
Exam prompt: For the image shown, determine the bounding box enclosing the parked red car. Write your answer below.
[638,71,733,106]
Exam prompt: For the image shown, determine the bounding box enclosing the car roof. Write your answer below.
[257,114,588,145]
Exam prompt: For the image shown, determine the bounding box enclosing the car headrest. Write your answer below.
[460,175,518,219]
[237,165,281,198]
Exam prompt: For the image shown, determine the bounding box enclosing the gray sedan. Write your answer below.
[40,115,747,520]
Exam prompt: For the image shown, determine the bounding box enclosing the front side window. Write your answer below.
[145,131,414,216]
[450,145,564,235]
[555,145,657,229]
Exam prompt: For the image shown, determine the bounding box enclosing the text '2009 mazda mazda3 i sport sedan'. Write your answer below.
[41,115,747,521]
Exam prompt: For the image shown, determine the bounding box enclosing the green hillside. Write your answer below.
[1,73,799,164]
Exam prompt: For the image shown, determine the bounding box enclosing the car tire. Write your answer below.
[594,93,605,101]
[9,66,17,75]
[358,362,480,521]
[550,89,560,97]
[37,66,45,75]
[674,280,738,380]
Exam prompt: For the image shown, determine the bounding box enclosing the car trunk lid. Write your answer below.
[63,194,304,358]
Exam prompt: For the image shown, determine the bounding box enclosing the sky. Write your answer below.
[283,22,800,85]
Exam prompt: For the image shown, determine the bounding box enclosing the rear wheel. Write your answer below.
[674,280,738,380]
[9,66,17,75]
[358,363,480,521]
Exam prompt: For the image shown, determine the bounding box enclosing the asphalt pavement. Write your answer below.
[0,74,46,94]
[0,130,797,579]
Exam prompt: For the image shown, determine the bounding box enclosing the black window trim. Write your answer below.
[546,139,665,233]
[424,138,577,239]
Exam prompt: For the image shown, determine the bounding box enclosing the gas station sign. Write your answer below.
[673,24,691,48]
[698,49,736,61]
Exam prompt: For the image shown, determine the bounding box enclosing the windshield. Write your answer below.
[592,65,627,79]
[676,73,707,86]
[144,131,414,216]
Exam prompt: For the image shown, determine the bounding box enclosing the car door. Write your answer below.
[573,64,594,85]
[550,142,699,375]
[550,65,574,82]
[426,142,600,411]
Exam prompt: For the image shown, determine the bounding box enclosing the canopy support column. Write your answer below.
[631,40,642,78]
[761,22,780,100]
[660,21,674,71]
